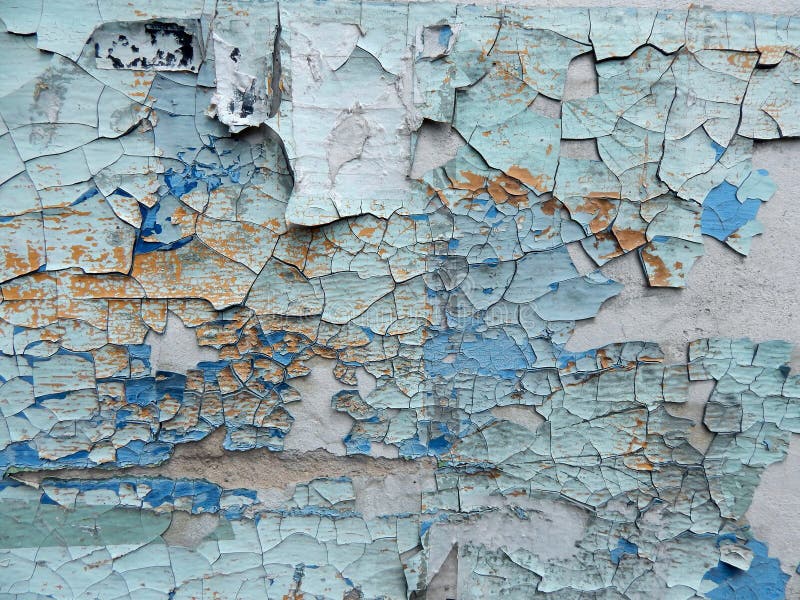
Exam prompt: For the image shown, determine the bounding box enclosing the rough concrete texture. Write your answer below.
[16,428,437,497]
[162,511,222,549]
[283,357,386,455]
[423,499,589,597]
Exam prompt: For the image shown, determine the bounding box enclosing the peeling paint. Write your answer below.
[0,2,799,598]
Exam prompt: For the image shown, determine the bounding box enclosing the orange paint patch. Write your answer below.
[507,165,550,193]
[640,246,673,287]
[613,227,647,252]
[571,196,618,233]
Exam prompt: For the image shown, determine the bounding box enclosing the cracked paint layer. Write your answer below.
[0,1,799,598]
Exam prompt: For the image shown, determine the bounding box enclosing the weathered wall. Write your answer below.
[2,0,800,598]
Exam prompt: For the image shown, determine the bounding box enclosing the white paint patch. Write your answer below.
[491,404,545,431]
[284,356,395,458]
[144,312,220,374]
[410,120,466,179]
[352,470,435,519]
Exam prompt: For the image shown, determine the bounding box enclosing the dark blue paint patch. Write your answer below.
[114,440,173,466]
[229,487,258,501]
[701,182,762,241]
[112,187,134,198]
[259,330,286,346]
[0,442,55,471]
[127,344,152,373]
[123,376,157,405]
[438,24,453,47]
[70,187,100,207]
[134,201,195,254]
[143,479,178,507]
[115,408,133,427]
[164,166,199,197]
[122,371,186,407]
[703,538,788,600]
[197,360,231,383]
[0,442,93,472]
[427,434,452,454]
[610,538,638,564]
[711,140,726,161]
[39,492,59,505]
[343,434,371,455]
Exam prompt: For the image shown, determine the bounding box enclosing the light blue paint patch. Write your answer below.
[343,434,372,455]
[399,436,429,459]
[423,320,531,381]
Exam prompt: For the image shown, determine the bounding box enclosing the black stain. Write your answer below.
[95,21,197,70]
